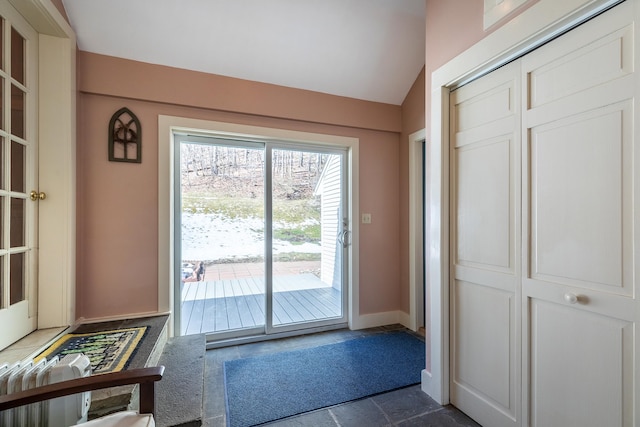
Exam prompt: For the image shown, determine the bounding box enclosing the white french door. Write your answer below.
[449,2,637,426]
[175,133,349,341]
[0,1,38,351]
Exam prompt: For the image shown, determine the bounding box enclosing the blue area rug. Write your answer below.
[223,331,425,427]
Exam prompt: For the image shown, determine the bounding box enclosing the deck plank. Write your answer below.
[236,295,256,328]
[307,288,342,312]
[223,280,243,330]
[294,289,334,317]
[200,281,217,333]
[291,290,331,318]
[185,283,207,335]
[213,282,229,331]
[181,300,194,334]
[182,281,199,307]
[273,293,305,324]
[278,290,316,321]
[239,278,265,326]
[245,276,264,296]
[272,294,294,324]
[181,274,343,335]
[180,283,193,332]
[230,279,245,297]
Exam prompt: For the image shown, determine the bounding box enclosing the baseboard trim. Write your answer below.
[351,310,412,330]
[421,369,434,399]
[422,368,448,405]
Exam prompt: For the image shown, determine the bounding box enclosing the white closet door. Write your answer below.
[450,60,521,427]
[522,2,635,426]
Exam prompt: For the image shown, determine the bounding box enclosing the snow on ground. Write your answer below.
[181,212,320,261]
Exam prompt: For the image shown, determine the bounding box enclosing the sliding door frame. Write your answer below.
[158,116,359,342]
[265,142,349,335]
[173,134,266,341]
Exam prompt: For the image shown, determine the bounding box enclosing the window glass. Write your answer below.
[10,140,24,192]
[11,26,24,85]
[11,84,24,138]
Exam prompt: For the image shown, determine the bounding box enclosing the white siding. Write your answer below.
[317,157,342,288]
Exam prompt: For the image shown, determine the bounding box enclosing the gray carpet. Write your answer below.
[156,334,206,427]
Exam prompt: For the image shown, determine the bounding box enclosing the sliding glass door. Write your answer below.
[267,146,345,332]
[175,134,348,341]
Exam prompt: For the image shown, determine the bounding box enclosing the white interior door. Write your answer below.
[0,0,38,351]
[450,60,521,427]
[522,3,635,425]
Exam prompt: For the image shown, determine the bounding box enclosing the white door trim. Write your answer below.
[158,115,359,336]
[425,0,630,405]
[408,128,426,332]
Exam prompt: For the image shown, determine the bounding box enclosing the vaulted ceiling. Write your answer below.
[61,0,425,105]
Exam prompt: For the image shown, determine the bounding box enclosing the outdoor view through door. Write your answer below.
[177,135,347,339]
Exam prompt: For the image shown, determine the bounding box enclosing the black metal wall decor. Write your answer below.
[108,107,141,163]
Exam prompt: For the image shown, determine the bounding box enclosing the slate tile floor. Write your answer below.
[202,326,480,426]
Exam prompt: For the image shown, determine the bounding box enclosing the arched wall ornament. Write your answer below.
[109,107,141,163]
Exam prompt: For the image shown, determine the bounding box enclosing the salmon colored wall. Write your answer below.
[399,66,425,313]
[425,0,485,128]
[423,0,538,372]
[79,54,401,133]
[77,95,160,318]
[76,52,403,320]
[425,0,539,126]
[49,0,69,22]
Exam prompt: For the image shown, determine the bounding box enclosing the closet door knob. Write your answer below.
[564,293,578,304]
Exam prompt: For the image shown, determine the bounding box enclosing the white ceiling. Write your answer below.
[61,0,425,105]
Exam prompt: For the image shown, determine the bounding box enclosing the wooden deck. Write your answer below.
[181,273,342,335]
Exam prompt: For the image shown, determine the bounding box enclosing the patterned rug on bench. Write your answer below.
[35,327,148,374]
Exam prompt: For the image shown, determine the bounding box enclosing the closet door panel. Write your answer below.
[450,60,521,427]
[456,138,512,271]
[528,22,633,108]
[454,280,514,408]
[529,299,632,427]
[522,2,636,426]
[530,103,632,294]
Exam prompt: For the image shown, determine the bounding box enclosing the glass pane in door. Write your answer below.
[270,149,344,328]
[0,258,3,308]
[11,84,24,138]
[10,197,24,247]
[10,26,24,84]
[0,79,4,131]
[11,140,24,191]
[9,252,23,304]
[180,141,266,336]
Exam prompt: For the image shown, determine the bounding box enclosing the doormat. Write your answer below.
[35,327,148,374]
[223,331,425,427]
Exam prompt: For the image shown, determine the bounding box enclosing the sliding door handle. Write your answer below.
[339,230,351,248]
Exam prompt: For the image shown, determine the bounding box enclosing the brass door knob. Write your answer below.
[30,191,46,201]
